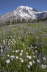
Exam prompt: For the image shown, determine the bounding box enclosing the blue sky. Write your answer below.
[0,0,47,15]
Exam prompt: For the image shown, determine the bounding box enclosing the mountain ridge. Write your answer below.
[0,6,47,24]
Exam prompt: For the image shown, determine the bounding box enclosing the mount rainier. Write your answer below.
[0,6,47,24]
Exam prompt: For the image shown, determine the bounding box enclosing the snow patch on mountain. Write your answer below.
[0,6,47,23]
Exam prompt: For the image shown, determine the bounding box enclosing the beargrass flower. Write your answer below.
[37,59,40,63]
[15,50,19,53]
[27,65,30,69]
[43,56,46,61]
[21,50,23,53]
[41,64,47,69]
[6,59,10,64]
[7,54,10,57]
[20,52,23,56]
[3,40,5,45]
[19,58,24,63]
[29,61,32,66]
[16,56,19,59]
[27,55,32,59]
[32,60,35,64]
[10,55,15,60]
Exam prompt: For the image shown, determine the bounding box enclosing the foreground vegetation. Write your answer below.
[0,22,47,72]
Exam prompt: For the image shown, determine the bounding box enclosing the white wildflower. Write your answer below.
[1,48,3,53]
[31,45,33,48]
[35,46,37,48]
[6,59,10,64]
[27,55,32,59]
[9,39,11,42]
[12,39,16,43]
[29,61,32,66]
[35,50,38,53]
[43,57,46,61]
[41,64,47,69]
[19,58,24,63]
[32,60,35,64]
[21,50,23,53]
[21,59,24,63]
[7,54,10,57]
[16,56,19,59]
[11,41,14,44]
[27,55,29,58]
[15,50,19,53]
[10,55,15,60]
[3,40,5,45]
[29,32,31,34]
[20,52,22,56]
[27,65,30,69]
[37,59,40,63]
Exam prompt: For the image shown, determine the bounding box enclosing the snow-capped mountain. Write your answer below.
[0,6,47,24]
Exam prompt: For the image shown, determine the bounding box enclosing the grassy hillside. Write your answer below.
[0,21,47,72]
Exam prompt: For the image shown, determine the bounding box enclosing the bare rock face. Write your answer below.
[0,6,47,24]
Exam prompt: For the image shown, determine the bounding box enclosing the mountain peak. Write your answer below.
[16,6,38,12]
[17,6,33,10]
[0,6,47,24]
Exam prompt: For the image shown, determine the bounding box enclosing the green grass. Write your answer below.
[0,22,47,72]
